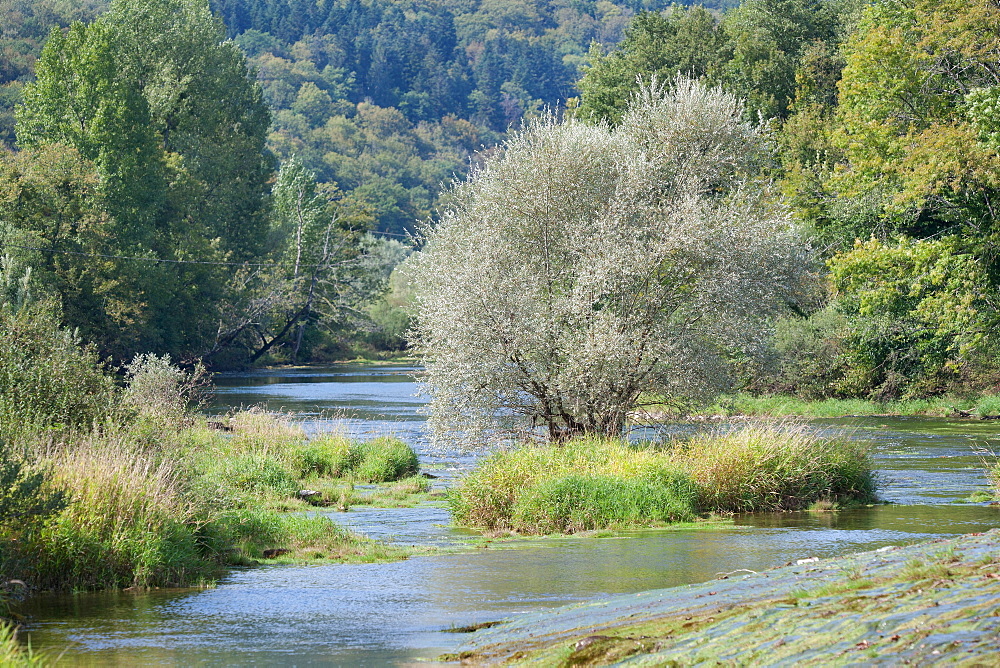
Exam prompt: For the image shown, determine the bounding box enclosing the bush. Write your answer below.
[121,353,210,435]
[0,301,115,442]
[0,444,66,531]
[769,309,848,399]
[212,508,404,562]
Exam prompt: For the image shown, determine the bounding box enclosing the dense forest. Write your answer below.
[1,0,999,403]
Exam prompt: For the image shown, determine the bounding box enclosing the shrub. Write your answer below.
[975,395,1000,418]
[213,508,404,562]
[293,434,419,482]
[121,353,211,435]
[0,444,66,531]
[0,301,115,442]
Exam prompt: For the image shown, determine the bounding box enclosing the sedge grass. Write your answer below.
[0,623,44,667]
[450,425,878,534]
[652,393,1000,419]
[2,411,422,592]
[673,423,878,513]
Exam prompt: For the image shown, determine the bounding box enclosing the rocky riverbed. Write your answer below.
[450,528,1000,666]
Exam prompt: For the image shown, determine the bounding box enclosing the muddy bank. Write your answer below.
[451,528,1000,665]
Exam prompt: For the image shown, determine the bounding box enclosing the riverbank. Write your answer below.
[450,528,1000,665]
[637,393,1000,421]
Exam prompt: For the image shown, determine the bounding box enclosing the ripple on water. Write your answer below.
[19,367,1000,665]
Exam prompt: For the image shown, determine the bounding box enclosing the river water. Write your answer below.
[18,364,1000,666]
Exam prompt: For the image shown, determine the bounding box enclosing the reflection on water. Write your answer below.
[19,365,1000,665]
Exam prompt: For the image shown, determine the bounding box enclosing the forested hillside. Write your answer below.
[3,0,1000,403]
[2,0,737,236]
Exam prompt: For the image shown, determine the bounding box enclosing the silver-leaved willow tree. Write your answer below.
[408,77,811,446]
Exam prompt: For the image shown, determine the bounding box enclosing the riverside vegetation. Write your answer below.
[0,301,426,658]
[450,425,878,535]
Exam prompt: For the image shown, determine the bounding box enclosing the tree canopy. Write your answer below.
[410,79,809,445]
[9,0,272,361]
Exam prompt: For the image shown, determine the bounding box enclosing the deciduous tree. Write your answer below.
[409,78,810,446]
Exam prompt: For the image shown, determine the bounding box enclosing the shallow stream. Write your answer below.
[18,364,1000,666]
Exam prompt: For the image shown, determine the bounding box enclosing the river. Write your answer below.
[17,364,1000,666]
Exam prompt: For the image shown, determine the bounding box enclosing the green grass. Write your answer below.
[1,412,423,593]
[0,623,44,666]
[676,424,878,513]
[644,392,1000,419]
[450,425,878,534]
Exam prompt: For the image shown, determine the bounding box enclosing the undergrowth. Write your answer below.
[450,424,878,534]
[0,360,422,594]
[669,393,1000,418]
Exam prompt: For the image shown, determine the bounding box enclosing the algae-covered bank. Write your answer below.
[452,529,1000,665]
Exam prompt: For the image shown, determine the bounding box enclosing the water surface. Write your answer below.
[20,365,1000,665]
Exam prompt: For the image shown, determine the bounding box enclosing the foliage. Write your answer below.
[207,158,377,367]
[718,0,853,120]
[411,78,809,444]
[0,443,66,554]
[576,7,726,124]
[829,0,1000,244]
[0,621,45,666]
[12,0,272,362]
[828,236,997,398]
[120,353,210,432]
[449,426,877,534]
[766,308,849,398]
[0,299,115,442]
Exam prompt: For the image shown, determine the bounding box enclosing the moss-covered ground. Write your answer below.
[448,529,1000,665]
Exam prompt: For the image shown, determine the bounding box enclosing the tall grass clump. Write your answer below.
[675,424,878,513]
[450,426,878,534]
[350,437,419,482]
[291,434,418,482]
[12,437,214,590]
[0,622,44,666]
[450,438,697,533]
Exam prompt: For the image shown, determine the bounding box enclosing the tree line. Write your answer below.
[2,0,999,405]
[576,0,1000,401]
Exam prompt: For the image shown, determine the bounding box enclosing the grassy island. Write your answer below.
[450,424,879,535]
